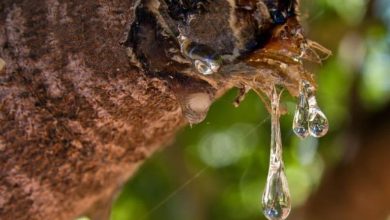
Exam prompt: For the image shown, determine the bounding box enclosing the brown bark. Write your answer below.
[0,0,312,219]
[0,1,187,219]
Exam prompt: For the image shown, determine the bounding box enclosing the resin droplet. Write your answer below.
[292,90,309,139]
[194,59,219,75]
[307,96,329,138]
[296,81,329,138]
[179,35,222,75]
[262,88,291,220]
[180,92,213,125]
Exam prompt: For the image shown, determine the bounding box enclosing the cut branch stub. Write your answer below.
[126,0,331,122]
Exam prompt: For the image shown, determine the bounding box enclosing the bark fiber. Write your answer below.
[0,1,193,219]
[0,0,306,219]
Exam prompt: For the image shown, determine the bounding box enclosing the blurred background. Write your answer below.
[111,0,390,219]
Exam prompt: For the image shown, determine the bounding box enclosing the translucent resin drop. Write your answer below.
[262,88,291,220]
[179,92,213,125]
[292,90,309,139]
[307,96,329,138]
[293,81,329,138]
[178,35,222,75]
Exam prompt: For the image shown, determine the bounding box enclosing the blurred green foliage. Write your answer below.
[111,0,390,219]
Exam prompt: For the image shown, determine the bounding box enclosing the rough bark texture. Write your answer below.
[0,0,310,219]
[0,1,189,219]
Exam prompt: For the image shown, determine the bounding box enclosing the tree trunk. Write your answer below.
[0,1,189,219]
[0,0,309,219]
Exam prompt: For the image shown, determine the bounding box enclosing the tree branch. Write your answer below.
[0,0,322,219]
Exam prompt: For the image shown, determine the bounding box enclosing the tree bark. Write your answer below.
[0,1,189,219]
[0,0,309,219]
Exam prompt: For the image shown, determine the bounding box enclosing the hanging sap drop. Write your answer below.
[262,168,291,220]
[307,96,329,138]
[298,81,329,138]
[180,92,213,125]
[262,88,291,220]
[178,35,222,75]
[194,59,219,75]
[292,91,309,139]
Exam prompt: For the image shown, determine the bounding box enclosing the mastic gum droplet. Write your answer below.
[179,35,221,75]
[292,92,309,139]
[194,60,218,75]
[302,82,329,138]
[262,88,291,220]
[181,92,212,125]
[308,106,329,138]
[262,168,291,220]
